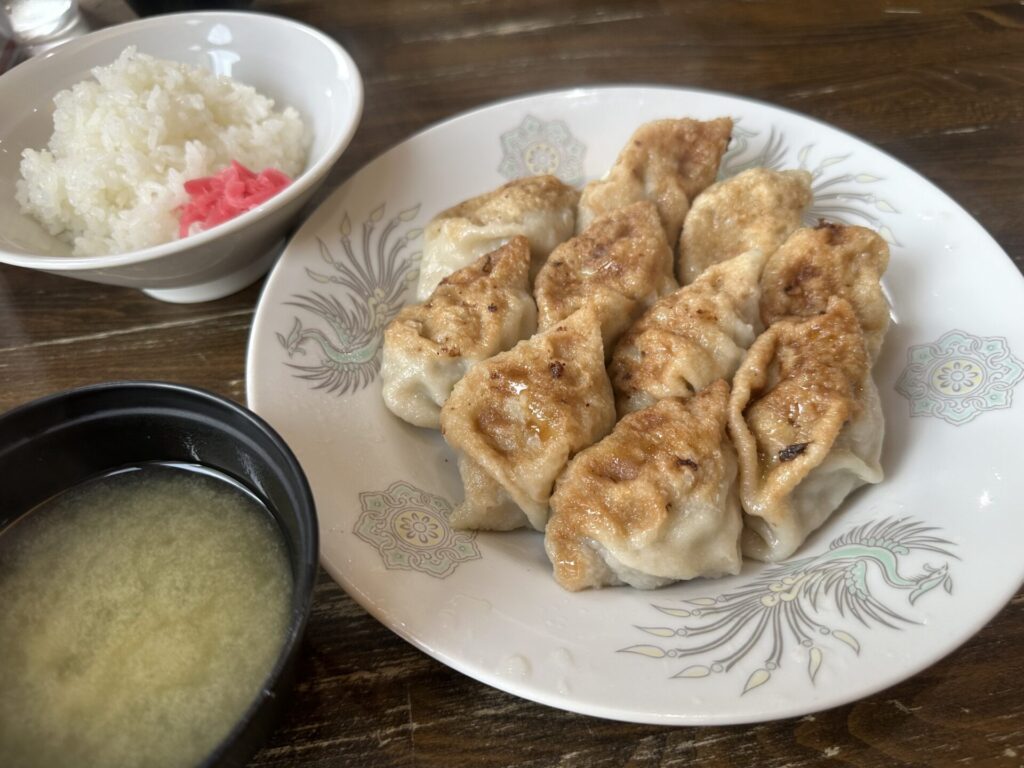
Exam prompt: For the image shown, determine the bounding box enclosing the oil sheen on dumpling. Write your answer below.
[577,118,733,246]
[609,247,767,417]
[416,175,579,300]
[440,307,615,532]
[381,237,536,429]
[545,381,741,591]
[677,168,812,284]
[534,201,678,351]
[728,297,884,562]
[759,222,890,362]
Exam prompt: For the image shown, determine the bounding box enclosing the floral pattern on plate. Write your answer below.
[355,481,480,578]
[498,115,586,185]
[895,330,1024,426]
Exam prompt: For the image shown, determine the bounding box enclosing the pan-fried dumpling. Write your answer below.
[545,381,741,591]
[759,222,890,362]
[381,237,536,429]
[577,118,733,246]
[678,168,812,284]
[416,175,579,300]
[534,201,678,351]
[440,307,615,531]
[609,248,767,416]
[728,297,884,562]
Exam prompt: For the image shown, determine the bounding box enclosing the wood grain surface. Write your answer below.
[3,1,1023,765]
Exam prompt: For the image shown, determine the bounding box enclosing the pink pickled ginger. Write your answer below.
[178,161,292,238]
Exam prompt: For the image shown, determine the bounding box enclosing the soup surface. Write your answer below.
[0,463,293,768]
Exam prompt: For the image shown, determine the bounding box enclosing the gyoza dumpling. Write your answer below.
[609,248,767,416]
[440,307,615,531]
[381,237,536,429]
[577,118,733,246]
[759,222,890,361]
[534,201,678,350]
[677,168,812,284]
[545,381,741,591]
[728,297,884,562]
[416,175,579,300]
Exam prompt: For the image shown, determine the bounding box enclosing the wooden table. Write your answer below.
[4,1,1023,765]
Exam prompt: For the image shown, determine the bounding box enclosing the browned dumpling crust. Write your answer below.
[440,307,615,532]
[534,201,678,351]
[381,237,537,428]
[545,381,741,592]
[577,118,733,246]
[677,168,813,284]
[759,222,890,361]
[609,248,767,417]
[416,174,580,299]
[728,297,884,562]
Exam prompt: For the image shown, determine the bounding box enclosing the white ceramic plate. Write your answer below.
[246,86,1024,725]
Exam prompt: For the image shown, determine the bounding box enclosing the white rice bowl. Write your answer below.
[16,47,310,256]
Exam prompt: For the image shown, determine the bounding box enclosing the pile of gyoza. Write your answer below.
[381,117,889,591]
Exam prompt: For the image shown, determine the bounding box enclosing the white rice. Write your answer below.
[16,47,309,256]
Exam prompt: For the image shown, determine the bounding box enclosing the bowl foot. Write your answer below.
[141,241,283,303]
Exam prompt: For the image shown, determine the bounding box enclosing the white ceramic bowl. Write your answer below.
[0,12,362,302]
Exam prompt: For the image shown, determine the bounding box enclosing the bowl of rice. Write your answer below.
[0,12,362,302]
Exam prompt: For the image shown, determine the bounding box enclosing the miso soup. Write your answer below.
[0,463,293,768]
